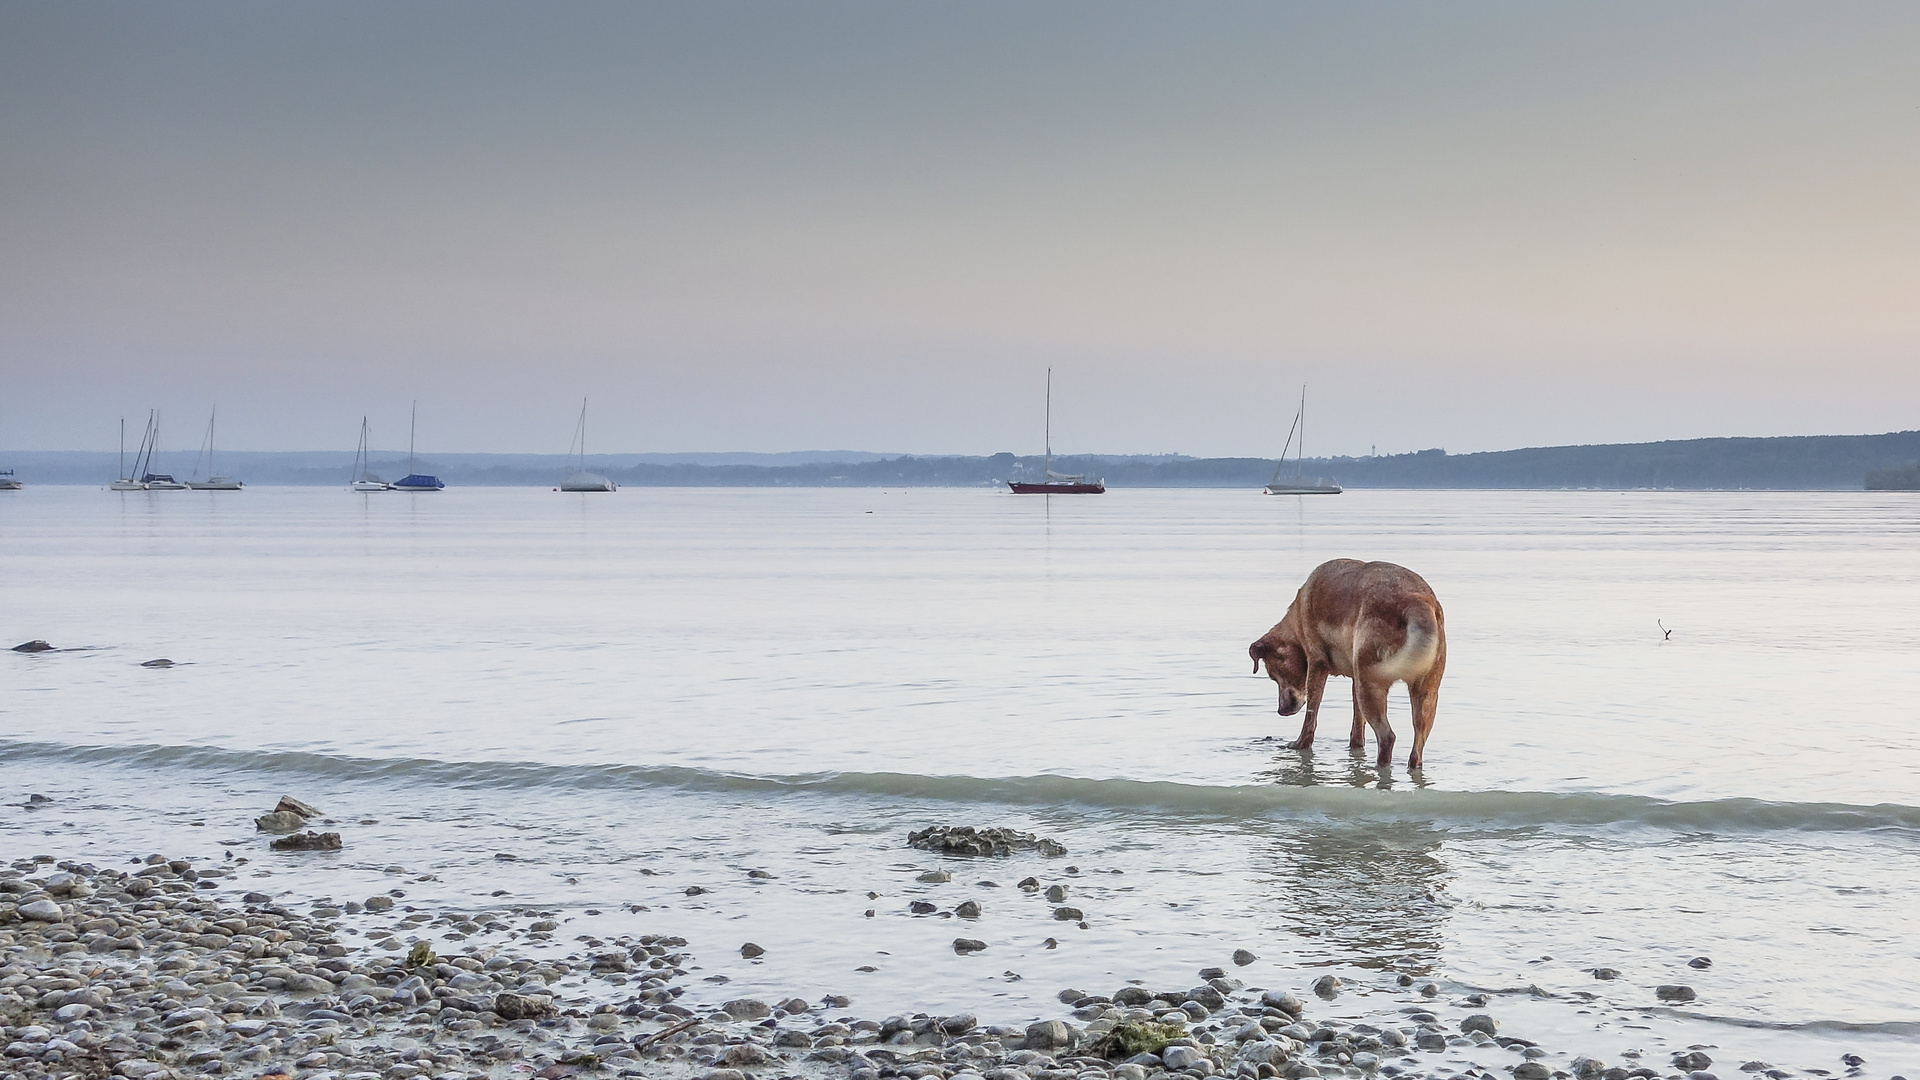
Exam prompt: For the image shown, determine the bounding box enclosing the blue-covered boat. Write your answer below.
[393,402,445,492]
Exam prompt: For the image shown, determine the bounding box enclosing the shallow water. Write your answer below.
[4,486,1918,1073]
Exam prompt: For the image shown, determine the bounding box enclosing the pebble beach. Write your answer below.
[1,831,1861,1080]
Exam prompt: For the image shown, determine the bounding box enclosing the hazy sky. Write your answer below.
[3,3,1916,456]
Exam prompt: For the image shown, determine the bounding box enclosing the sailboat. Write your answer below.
[1008,368,1105,494]
[138,411,189,490]
[110,416,148,490]
[1263,386,1342,495]
[349,416,393,491]
[186,406,244,490]
[0,470,17,491]
[558,399,616,492]
[391,401,446,491]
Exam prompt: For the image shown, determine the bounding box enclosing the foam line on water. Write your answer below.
[6,738,1920,837]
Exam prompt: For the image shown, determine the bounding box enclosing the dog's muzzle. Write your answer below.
[1276,687,1303,717]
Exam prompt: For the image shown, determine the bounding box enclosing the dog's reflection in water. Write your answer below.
[1244,812,1452,977]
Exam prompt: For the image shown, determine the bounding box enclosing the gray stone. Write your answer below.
[18,899,62,922]
[1673,1052,1713,1071]
[1163,1046,1207,1071]
[1052,906,1084,921]
[363,895,395,912]
[740,942,766,958]
[269,830,341,851]
[720,1043,771,1066]
[1657,984,1698,1003]
[918,870,952,883]
[1458,1014,1497,1036]
[703,1071,748,1080]
[493,992,554,1020]
[1259,990,1303,1016]
[723,998,772,1019]
[954,937,988,953]
[1045,885,1069,903]
[1311,975,1340,1000]
[1514,1064,1551,1080]
[955,900,982,918]
[1572,1057,1607,1080]
[1232,949,1258,967]
[1351,1052,1380,1071]
[275,795,322,817]
[1025,1020,1072,1050]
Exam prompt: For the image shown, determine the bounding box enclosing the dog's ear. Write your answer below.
[1249,640,1269,674]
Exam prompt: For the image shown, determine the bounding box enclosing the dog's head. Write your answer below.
[1249,635,1309,716]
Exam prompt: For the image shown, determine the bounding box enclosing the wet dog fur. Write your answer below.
[1248,559,1446,769]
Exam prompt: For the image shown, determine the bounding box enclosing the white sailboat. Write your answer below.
[110,417,147,490]
[558,398,616,492]
[349,416,393,491]
[186,406,244,490]
[1263,387,1342,495]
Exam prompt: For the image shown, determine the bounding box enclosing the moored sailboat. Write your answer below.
[110,416,148,490]
[558,398,616,492]
[349,416,392,491]
[1263,387,1342,496]
[391,401,445,491]
[1008,368,1104,494]
[186,406,243,490]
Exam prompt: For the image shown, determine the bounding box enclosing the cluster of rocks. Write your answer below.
[0,853,1876,1080]
[907,828,1068,859]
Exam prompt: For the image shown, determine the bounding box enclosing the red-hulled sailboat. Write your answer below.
[1008,368,1105,494]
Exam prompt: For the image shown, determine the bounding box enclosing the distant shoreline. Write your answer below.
[5,429,1920,490]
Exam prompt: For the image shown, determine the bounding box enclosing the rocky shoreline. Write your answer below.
[0,854,1876,1080]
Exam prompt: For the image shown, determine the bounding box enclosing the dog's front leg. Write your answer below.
[1291,668,1329,750]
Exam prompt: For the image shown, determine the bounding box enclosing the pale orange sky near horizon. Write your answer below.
[2,2,1916,457]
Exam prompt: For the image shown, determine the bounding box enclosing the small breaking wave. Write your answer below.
[5,737,1918,837]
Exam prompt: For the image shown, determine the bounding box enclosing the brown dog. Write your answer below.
[1249,559,1446,769]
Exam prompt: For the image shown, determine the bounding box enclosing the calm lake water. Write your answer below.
[4,486,1918,1074]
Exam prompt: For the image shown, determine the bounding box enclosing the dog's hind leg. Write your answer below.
[1291,669,1330,751]
[1407,674,1440,770]
[1355,679,1394,769]
[1348,680,1366,750]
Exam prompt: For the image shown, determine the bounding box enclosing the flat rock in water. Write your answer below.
[269,831,342,852]
[12,639,53,652]
[1232,949,1258,966]
[1656,984,1698,1003]
[1312,975,1341,999]
[908,825,1068,857]
[276,795,323,817]
[740,942,766,958]
[255,810,307,833]
[1459,1013,1497,1036]
[953,938,988,953]
[141,658,175,667]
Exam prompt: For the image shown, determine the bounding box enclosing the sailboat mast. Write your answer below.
[208,405,216,476]
[119,418,125,480]
[1044,367,1052,477]
[409,401,417,475]
[1297,386,1307,477]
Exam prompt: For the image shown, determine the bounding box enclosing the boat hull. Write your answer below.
[1264,483,1342,495]
[187,478,243,490]
[109,480,145,491]
[350,481,392,492]
[1009,481,1105,494]
[392,474,445,491]
[559,471,617,492]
